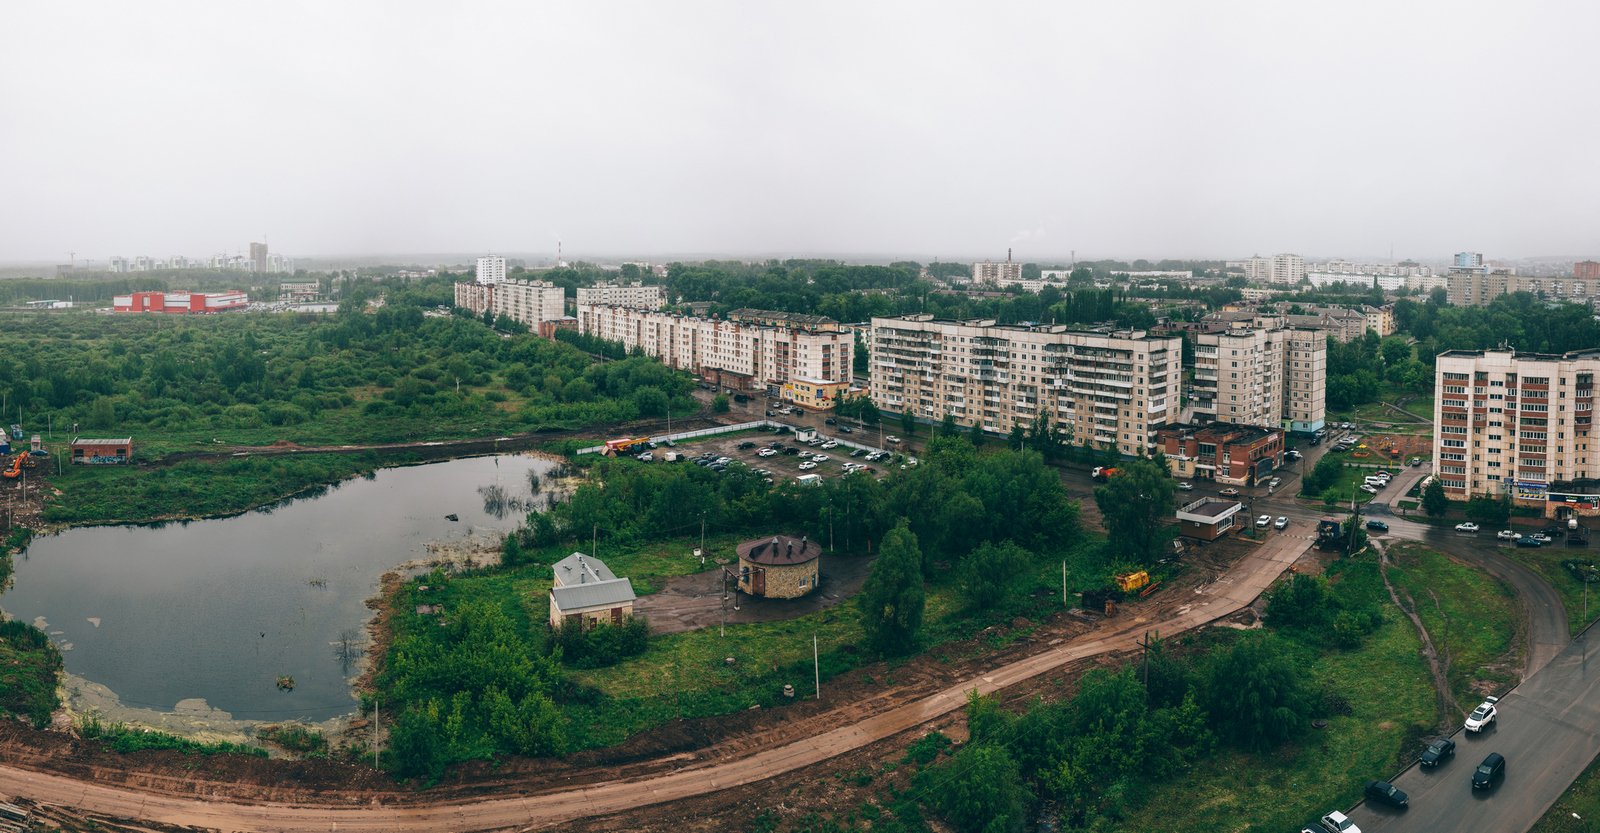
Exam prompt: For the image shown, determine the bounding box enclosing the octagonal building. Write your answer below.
[736,534,821,599]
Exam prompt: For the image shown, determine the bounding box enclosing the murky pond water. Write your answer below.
[1,454,558,727]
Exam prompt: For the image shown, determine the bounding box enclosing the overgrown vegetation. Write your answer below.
[78,716,268,758]
[0,620,63,729]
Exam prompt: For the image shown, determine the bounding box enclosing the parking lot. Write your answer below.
[630,418,913,484]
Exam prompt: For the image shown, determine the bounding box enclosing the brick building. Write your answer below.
[1176,497,1245,541]
[735,535,822,600]
[1156,422,1286,486]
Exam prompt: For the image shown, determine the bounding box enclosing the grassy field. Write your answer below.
[1300,457,1402,505]
[1529,748,1600,833]
[1499,544,1600,637]
[0,621,64,728]
[1114,558,1443,833]
[1404,395,1435,420]
[1382,541,1522,708]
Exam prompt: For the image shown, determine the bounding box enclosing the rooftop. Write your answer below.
[551,578,637,611]
[552,551,618,586]
[70,437,133,445]
[738,534,822,566]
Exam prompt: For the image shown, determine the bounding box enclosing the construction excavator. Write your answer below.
[2,453,36,480]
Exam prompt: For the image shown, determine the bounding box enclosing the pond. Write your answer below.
[0,454,559,729]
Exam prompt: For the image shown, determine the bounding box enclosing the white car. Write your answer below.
[811,453,829,462]
[1274,517,1288,530]
[1464,696,1499,732]
[1257,515,1272,527]
[1320,810,1361,833]
[1178,482,1194,490]
[821,440,838,449]
[1456,522,1480,532]
[1359,484,1379,495]
[798,461,817,471]
[885,435,902,444]
[1497,529,1521,541]
[757,448,777,457]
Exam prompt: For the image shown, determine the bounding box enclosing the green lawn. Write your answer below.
[1382,541,1522,708]
[1116,559,1442,833]
[1403,395,1435,421]
[1499,544,1600,637]
[1299,455,1401,505]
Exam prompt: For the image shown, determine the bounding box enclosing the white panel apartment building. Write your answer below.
[1241,254,1306,285]
[577,304,849,392]
[575,281,666,309]
[453,279,566,329]
[1194,327,1326,434]
[868,315,1180,456]
[475,255,507,284]
[1433,348,1600,519]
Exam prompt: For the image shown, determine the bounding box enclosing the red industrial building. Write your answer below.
[113,291,249,314]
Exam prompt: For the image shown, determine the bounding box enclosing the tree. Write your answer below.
[1226,275,1248,288]
[1207,634,1311,751]
[501,532,525,567]
[1027,413,1062,462]
[89,395,115,429]
[1466,494,1511,526]
[969,418,986,447]
[390,707,445,780]
[1007,422,1026,451]
[1423,476,1450,517]
[857,522,926,655]
[711,393,730,413]
[900,408,917,437]
[958,541,1033,611]
[926,745,1029,833]
[481,307,495,327]
[1301,454,1342,495]
[938,412,960,438]
[1093,459,1178,565]
[631,386,669,418]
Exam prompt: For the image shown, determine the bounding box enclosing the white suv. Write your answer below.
[1465,696,1499,732]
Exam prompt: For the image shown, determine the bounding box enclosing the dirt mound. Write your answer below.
[269,440,304,449]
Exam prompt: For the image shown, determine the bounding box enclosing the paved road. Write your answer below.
[0,523,1317,832]
[1349,627,1600,833]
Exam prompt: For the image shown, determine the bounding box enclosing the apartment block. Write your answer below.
[1576,261,1600,281]
[972,253,1023,286]
[1362,304,1396,336]
[867,315,1181,457]
[1193,326,1325,434]
[453,281,495,317]
[577,304,850,396]
[575,281,666,309]
[494,279,566,329]
[1433,348,1600,519]
[1241,254,1305,284]
[1507,276,1597,303]
[475,255,507,284]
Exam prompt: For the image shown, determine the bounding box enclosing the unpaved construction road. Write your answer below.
[0,522,1315,831]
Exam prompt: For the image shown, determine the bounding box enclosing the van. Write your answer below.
[797,474,822,486]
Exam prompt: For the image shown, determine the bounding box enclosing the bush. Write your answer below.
[549,616,650,669]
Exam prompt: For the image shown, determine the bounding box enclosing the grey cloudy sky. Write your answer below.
[3,1,1596,265]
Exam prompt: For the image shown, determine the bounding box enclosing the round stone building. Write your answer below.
[735,534,822,599]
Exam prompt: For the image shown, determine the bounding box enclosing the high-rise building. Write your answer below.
[1575,261,1600,280]
[1432,347,1600,521]
[867,315,1181,456]
[972,250,1023,286]
[578,304,851,397]
[1455,251,1485,270]
[1270,253,1305,284]
[250,242,269,273]
[575,281,666,309]
[476,255,507,284]
[493,279,566,329]
[1193,326,1326,434]
[108,256,129,273]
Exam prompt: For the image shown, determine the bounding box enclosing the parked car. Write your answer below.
[1366,520,1389,532]
[1360,484,1379,495]
[1419,737,1455,767]
[1257,515,1272,527]
[1220,488,1240,497]
[1472,752,1506,789]
[1318,811,1360,833]
[1541,526,1568,538]
[1465,696,1499,732]
[838,425,852,433]
[664,439,676,447]
[885,435,902,444]
[1496,529,1521,540]
[798,461,817,471]
[1569,535,1590,546]
[1517,536,1543,548]
[851,448,868,457]
[782,447,800,455]
[1285,450,1303,460]
[825,417,837,425]
[821,440,839,449]
[738,441,756,449]
[636,452,653,462]
[647,441,658,449]
[1456,522,1480,532]
[1178,482,1194,490]
[1274,517,1288,530]
[766,410,777,417]
[757,448,777,457]
[1364,779,1408,807]
[1410,457,1422,466]
[1529,533,1553,544]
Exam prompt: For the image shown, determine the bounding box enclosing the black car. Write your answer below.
[738,441,756,449]
[1542,526,1567,538]
[1517,537,1543,548]
[825,417,837,425]
[1472,752,1505,789]
[1364,779,1408,807]
[838,425,852,433]
[851,448,868,457]
[1569,535,1590,546]
[782,447,800,455]
[1366,520,1389,532]
[664,439,676,447]
[1419,737,1455,767]
[765,410,776,417]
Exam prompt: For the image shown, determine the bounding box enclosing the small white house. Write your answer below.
[548,552,636,629]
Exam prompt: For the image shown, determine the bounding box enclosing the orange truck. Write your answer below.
[1091,466,1122,482]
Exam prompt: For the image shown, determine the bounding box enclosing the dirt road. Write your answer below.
[0,522,1314,831]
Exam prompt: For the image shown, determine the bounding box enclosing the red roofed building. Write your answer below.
[113,291,248,314]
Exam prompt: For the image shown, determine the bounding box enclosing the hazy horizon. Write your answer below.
[4,2,1597,263]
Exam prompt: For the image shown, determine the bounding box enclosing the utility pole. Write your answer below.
[374,697,380,770]
[1137,630,1154,687]
[593,524,597,558]
[1063,561,1067,606]
[814,633,820,701]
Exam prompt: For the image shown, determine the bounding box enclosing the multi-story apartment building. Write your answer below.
[1241,254,1305,285]
[250,242,269,274]
[972,252,1023,287]
[575,281,666,309]
[475,255,507,284]
[454,281,495,317]
[494,279,566,329]
[1193,326,1326,435]
[1506,276,1596,303]
[867,315,1180,457]
[1433,347,1600,520]
[1576,261,1600,281]
[577,304,850,397]
[1363,304,1396,336]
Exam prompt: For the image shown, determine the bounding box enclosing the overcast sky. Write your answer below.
[3,1,1596,265]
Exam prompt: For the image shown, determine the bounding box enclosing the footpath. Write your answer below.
[0,524,1316,832]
